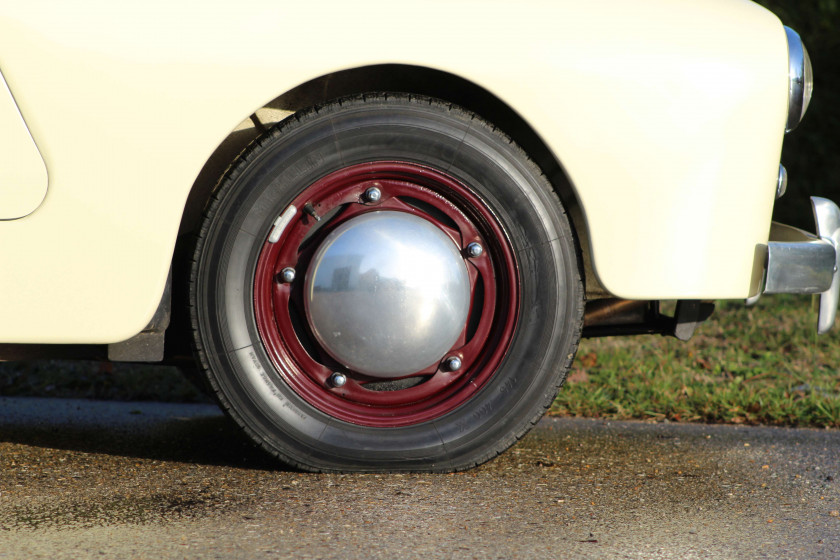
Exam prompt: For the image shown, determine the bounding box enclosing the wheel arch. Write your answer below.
[176,64,594,289]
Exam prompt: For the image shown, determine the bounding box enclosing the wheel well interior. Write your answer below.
[183,65,583,230]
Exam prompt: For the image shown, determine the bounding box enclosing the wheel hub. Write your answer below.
[304,211,471,378]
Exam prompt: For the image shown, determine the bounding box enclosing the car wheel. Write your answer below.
[190,94,583,472]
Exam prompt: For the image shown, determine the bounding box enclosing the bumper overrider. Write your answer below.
[760,27,828,331]
[761,197,840,333]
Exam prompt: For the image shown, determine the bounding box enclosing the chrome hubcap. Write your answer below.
[304,211,471,378]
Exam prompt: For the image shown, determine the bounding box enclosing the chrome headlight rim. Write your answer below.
[785,25,814,133]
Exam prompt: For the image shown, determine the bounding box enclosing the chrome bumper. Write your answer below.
[762,197,840,333]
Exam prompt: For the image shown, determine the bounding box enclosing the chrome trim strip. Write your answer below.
[764,240,834,294]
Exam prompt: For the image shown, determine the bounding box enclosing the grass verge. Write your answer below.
[550,295,840,428]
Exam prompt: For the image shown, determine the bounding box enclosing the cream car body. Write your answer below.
[0,1,830,472]
[0,0,788,343]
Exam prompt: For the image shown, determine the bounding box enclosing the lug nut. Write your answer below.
[363,186,382,203]
[444,356,462,371]
[279,267,296,283]
[466,243,484,258]
[330,372,347,387]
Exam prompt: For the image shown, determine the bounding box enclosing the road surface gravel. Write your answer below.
[0,396,838,559]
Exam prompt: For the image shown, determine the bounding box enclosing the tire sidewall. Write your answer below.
[193,97,582,471]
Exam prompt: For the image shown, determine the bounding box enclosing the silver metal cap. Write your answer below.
[305,211,471,377]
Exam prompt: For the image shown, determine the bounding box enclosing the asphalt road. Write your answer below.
[0,396,838,559]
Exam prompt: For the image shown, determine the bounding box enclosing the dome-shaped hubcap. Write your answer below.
[305,211,471,378]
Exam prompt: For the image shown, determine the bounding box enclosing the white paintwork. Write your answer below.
[0,70,47,218]
[0,0,788,343]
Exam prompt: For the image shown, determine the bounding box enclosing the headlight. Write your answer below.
[785,26,813,133]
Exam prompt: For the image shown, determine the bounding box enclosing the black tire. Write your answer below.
[190,94,583,472]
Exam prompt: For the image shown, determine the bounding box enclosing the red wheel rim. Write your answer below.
[253,162,519,427]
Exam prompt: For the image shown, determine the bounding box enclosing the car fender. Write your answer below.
[0,0,787,342]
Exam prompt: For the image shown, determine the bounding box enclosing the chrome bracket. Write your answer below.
[763,197,840,333]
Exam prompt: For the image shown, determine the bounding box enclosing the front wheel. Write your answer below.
[190,95,583,472]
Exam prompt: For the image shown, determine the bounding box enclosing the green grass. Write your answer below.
[550,295,840,428]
